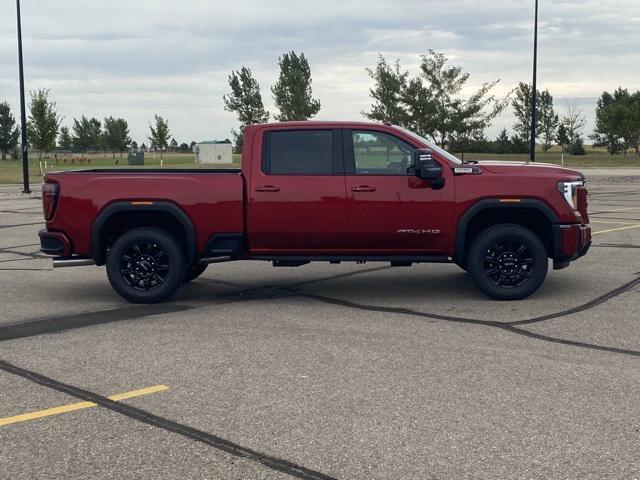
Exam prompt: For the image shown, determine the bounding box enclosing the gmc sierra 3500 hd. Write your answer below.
[39,121,591,303]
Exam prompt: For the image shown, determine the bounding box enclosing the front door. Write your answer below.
[344,129,454,253]
[248,128,348,253]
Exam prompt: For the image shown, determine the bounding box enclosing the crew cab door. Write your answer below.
[344,129,454,252]
[248,128,348,253]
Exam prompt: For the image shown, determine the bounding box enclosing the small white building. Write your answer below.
[194,141,233,164]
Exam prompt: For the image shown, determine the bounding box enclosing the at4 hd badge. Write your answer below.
[397,228,441,235]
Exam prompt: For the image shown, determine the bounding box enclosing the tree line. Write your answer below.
[2,49,639,161]
[0,91,196,161]
[224,49,640,157]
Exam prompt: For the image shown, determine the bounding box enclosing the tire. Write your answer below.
[467,224,548,300]
[106,227,186,303]
[184,263,207,283]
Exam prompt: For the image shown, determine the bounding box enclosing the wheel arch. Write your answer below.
[454,199,560,267]
[91,201,197,266]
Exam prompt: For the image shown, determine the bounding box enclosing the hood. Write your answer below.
[476,160,584,180]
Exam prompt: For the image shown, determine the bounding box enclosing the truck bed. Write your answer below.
[44,169,245,257]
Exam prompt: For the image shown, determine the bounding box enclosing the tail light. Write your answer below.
[42,182,59,221]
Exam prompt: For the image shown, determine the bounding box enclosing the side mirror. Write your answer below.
[414,149,444,189]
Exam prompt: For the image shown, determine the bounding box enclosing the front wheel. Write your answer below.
[467,224,548,300]
[106,227,186,303]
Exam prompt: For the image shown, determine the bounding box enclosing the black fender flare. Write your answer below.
[454,198,560,265]
[91,201,197,265]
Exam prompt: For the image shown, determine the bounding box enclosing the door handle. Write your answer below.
[255,185,280,192]
[351,185,376,192]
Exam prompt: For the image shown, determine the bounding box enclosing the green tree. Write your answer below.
[511,82,535,147]
[366,51,506,149]
[537,90,558,152]
[148,114,170,158]
[411,51,506,148]
[567,136,586,155]
[562,100,587,155]
[72,116,102,151]
[58,126,72,149]
[495,128,512,154]
[131,140,138,151]
[364,55,409,125]
[223,66,270,150]
[271,51,321,121]
[27,89,61,161]
[511,83,557,152]
[590,90,623,154]
[103,117,131,157]
[169,138,178,151]
[0,102,20,160]
[608,89,640,156]
[556,123,570,152]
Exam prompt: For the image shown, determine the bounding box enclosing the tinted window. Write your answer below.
[267,130,333,174]
[352,131,414,175]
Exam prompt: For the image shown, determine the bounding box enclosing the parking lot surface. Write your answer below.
[1,181,639,479]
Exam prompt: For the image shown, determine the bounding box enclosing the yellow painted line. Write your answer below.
[594,206,640,212]
[0,384,168,427]
[590,220,640,225]
[592,224,640,236]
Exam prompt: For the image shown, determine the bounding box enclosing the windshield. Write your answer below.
[397,127,463,164]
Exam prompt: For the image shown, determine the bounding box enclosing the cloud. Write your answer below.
[0,0,638,143]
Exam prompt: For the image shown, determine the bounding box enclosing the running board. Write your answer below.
[251,255,452,264]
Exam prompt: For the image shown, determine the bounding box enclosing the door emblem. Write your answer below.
[397,229,441,235]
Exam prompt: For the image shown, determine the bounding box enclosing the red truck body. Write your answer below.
[39,121,591,302]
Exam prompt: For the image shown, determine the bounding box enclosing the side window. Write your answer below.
[265,130,333,175]
[352,131,415,175]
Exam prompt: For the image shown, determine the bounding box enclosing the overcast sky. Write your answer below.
[0,0,638,145]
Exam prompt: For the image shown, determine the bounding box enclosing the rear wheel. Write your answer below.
[467,224,548,300]
[106,227,186,303]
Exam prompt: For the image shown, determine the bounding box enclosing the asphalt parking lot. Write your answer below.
[1,180,639,480]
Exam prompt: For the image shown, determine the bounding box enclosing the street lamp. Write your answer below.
[529,0,539,162]
[16,0,30,193]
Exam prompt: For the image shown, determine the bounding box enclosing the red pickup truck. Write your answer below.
[39,121,591,303]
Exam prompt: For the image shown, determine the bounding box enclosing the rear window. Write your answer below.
[265,130,333,175]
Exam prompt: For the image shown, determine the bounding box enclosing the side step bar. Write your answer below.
[53,257,95,268]
[252,255,452,264]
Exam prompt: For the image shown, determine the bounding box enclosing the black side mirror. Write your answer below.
[414,149,444,189]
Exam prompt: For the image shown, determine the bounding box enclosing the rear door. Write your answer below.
[248,128,348,253]
[344,129,454,253]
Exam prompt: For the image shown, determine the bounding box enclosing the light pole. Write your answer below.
[16,0,30,193]
[529,0,539,162]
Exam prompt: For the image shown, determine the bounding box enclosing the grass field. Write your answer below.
[0,153,242,184]
[455,146,640,168]
[1,148,638,185]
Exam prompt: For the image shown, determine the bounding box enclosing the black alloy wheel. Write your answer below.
[120,241,169,291]
[468,224,548,300]
[483,239,534,288]
[106,227,186,303]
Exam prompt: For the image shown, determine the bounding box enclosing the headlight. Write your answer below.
[557,180,584,210]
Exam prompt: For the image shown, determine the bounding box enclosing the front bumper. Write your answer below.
[39,229,72,257]
[552,223,591,269]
